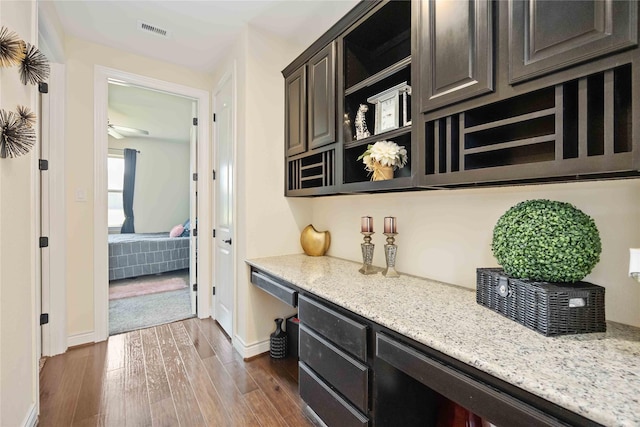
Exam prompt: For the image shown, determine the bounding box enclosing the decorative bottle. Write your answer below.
[269,318,287,359]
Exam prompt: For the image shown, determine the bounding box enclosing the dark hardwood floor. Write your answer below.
[39,318,314,427]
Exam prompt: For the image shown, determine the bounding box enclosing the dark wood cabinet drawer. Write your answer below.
[376,333,564,427]
[299,325,368,413]
[250,268,297,307]
[299,362,369,427]
[298,294,367,361]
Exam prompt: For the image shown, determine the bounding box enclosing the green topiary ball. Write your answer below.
[492,199,601,282]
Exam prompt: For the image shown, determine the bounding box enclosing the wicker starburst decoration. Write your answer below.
[0,109,36,158]
[16,105,36,128]
[20,43,50,85]
[0,26,25,68]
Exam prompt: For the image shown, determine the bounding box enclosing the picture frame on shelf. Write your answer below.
[367,82,411,135]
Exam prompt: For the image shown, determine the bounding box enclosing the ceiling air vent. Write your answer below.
[137,20,171,38]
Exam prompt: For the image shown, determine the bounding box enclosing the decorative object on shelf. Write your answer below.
[367,82,411,135]
[354,104,371,140]
[359,216,376,274]
[19,43,50,85]
[0,26,25,68]
[0,108,36,158]
[269,318,287,359]
[383,216,399,278]
[343,113,353,143]
[492,199,601,282]
[476,268,606,336]
[629,248,640,282]
[357,140,408,181]
[300,224,331,256]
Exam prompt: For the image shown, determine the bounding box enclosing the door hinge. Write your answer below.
[212,169,216,180]
[38,82,49,94]
[39,236,49,248]
[192,173,198,181]
[192,283,197,291]
[192,228,198,237]
[40,313,49,325]
[212,229,216,238]
[212,287,216,296]
[193,117,198,126]
[39,159,49,171]
[213,113,216,122]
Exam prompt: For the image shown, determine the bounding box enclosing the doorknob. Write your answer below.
[223,238,232,245]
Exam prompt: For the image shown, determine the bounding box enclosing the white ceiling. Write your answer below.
[51,0,360,72]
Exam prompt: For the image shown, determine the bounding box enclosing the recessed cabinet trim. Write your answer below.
[285,65,307,157]
[509,0,638,84]
[420,0,494,113]
[308,42,337,150]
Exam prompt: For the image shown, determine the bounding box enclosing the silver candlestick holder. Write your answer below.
[383,233,400,278]
[359,232,376,275]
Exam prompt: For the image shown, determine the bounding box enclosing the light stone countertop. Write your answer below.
[246,254,640,427]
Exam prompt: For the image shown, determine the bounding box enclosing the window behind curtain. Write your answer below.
[108,156,125,228]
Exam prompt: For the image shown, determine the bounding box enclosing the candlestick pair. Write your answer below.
[358,229,400,278]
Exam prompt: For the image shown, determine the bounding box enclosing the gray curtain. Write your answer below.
[120,148,137,233]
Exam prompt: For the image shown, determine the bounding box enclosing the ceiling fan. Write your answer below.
[107,121,149,139]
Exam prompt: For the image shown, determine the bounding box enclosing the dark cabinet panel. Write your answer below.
[299,325,369,413]
[308,42,337,149]
[285,65,307,157]
[420,0,493,112]
[250,269,297,307]
[509,0,638,83]
[299,362,369,427]
[298,294,368,362]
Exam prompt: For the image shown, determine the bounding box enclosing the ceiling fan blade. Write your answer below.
[110,124,149,136]
[108,127,124,139]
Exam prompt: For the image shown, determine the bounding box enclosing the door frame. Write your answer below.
[212,63,237,338]
[93,66,211,342]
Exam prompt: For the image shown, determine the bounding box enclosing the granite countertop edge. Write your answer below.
[246,254,640,427]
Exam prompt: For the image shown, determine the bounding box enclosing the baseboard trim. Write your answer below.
[233,334,270,359]
[21,403,38,427]
[67,331,95,348]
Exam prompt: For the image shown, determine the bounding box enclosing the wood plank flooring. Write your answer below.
[39,318,315,427]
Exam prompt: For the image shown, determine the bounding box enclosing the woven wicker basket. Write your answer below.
[476,268,606,336]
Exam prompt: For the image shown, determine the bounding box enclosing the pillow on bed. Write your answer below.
[181,219,191,237]
[170,224,184,238]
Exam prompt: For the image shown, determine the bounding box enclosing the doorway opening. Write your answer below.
[107,81,197,335]
[93,66,211,342]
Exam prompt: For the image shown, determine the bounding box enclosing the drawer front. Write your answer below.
[298,294,367,361]
[376,333,563,427]
[250,269,297,307]
[299,325,368,412]
[299,362,369,427]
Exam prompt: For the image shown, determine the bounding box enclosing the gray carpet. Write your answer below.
[109,287,194,335]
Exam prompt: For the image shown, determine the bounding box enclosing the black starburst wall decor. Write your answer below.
[0,107,36,158]
[0,26,25,68]
[20,42,50,85]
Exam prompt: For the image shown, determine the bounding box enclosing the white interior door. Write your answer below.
[189,102,198,315]
[214,73,234,337]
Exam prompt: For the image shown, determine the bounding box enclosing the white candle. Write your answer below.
[629,248,640,277]
[384,217,396,234]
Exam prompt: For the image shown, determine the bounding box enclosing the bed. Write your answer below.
[108,233,190,281]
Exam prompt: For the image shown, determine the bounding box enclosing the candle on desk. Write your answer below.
[361,216,373,233]
[384,216,397,234]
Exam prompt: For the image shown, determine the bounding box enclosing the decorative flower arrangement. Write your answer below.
[357,140,408,181]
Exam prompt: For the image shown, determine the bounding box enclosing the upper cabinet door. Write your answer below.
[308,42,337,150]
[285,65,307,157]
[420,0,494,113]
[509,0,638,84]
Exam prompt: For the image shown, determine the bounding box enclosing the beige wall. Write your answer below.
[107,138,190,234]
[65,36,212,337]
[311,179,640,328]
[0,1,38,425]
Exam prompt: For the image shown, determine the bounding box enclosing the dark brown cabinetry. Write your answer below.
[285,65,307,157]
[419,0,494,112]
[298,294,370,426]
[283,0,640,196]
[308,43,337,150]
[509,0,638,84]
